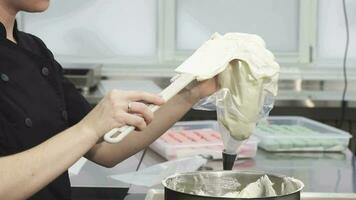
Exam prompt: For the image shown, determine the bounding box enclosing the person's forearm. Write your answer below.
[86,89,200,167]
[0,124,97,200]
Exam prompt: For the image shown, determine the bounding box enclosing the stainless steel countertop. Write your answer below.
[70,151,144,188]
[69,148,356,198]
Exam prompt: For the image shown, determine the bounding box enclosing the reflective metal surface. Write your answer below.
[162,170,303,199]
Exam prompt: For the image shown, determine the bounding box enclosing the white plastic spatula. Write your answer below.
[104,73,195,143]
[104,39,236,143]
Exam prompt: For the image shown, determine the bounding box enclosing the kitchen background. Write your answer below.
[11,0,356,199]
[17,0,356,154]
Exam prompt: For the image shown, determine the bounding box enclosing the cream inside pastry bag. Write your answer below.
[176,33,280,141]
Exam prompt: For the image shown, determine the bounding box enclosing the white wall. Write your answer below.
[317,0,356,61]
[176,0,300,53]
[20,0,356,68]
[23,0,157,59]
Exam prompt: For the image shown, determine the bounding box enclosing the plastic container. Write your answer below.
[254,116,352,152]
[149,120,259,160]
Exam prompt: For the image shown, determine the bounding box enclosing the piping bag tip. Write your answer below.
[222,150,237,170]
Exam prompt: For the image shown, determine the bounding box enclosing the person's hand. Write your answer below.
[77,90,165,140]
[185,76,219,103]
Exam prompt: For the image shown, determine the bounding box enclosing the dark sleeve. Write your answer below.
[57,62,93,126]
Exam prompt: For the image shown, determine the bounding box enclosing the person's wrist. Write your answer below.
[74,122,100,142]
[179,87,201,106]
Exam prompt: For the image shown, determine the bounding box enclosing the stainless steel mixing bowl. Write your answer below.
[162,170,304,200]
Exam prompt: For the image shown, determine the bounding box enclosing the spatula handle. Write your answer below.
[104,73,195,143]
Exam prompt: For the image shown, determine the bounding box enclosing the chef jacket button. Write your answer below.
[41,67,49,76]
[1,73,9,82]
[62,110,68,121]
[25,118,33,127]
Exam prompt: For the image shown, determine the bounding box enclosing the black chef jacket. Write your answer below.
[0,22,92,199]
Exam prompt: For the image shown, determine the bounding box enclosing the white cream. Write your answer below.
[281,177,304,195]
[180,174,302,198]
[222,175,277,198]
[175,33,280,141]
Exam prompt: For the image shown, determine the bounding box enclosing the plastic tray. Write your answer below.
[254,116,352,152]
[149,120,259,160]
